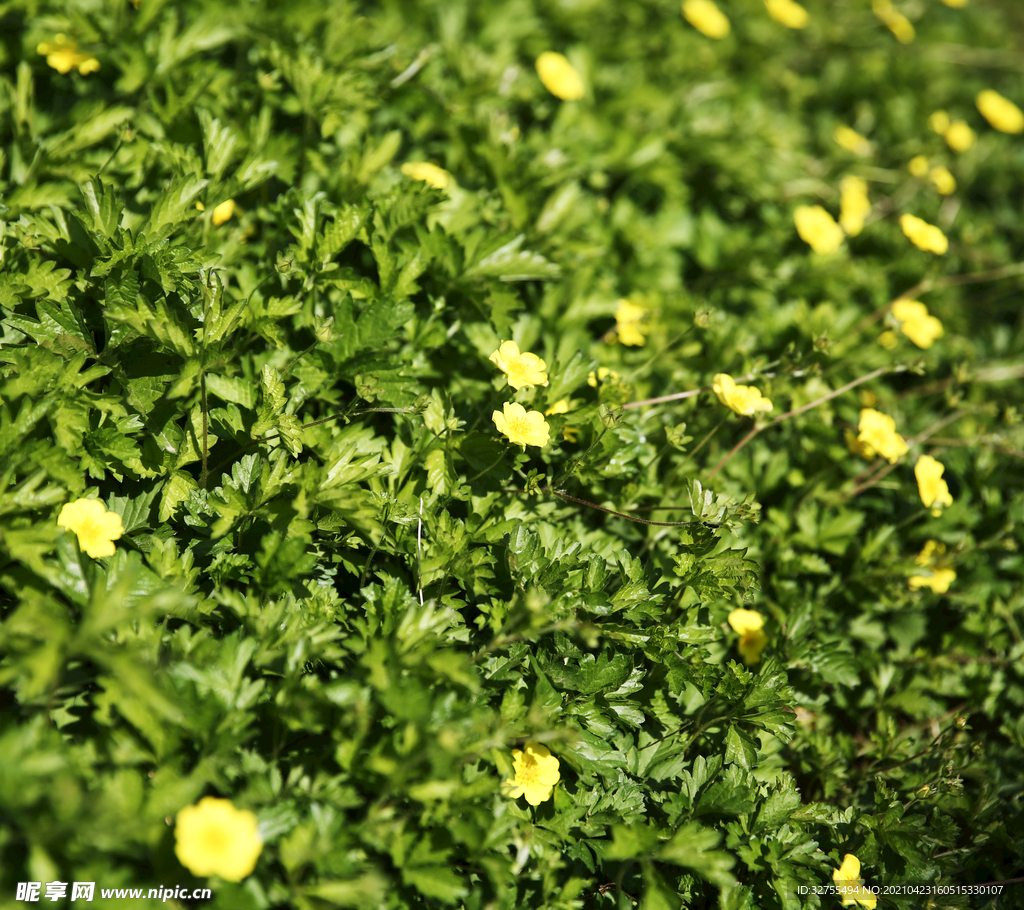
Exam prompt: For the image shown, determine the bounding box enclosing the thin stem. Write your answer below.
[548,489,715,527]
[837,261,1024,353]
[708,365,901,480]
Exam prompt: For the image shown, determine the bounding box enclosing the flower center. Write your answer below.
[508,416,530,435]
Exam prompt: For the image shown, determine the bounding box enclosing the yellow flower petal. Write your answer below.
[506,742,561,806]
[544,398,570,416]
[929,111,950,135]
[943,120,976,152]
[175,797,262,882]
[535,52,585,101]
[834,126,872,156]
[764,0,809,28]
[899,213,948,254]
[211,199,236,226]
[492,401,550,448]
[892,300,943,349]
[928,166,956,195]
[976,89,1024,134]
[839,176,870,236]
[488,340,549,390]
[712,373,773,416]
[682,0,731,39]
[833,854,877,909]
[613,299,650,347]
[872,0,914,43]
[909,568,956,593]
[856,409,908,463]
[401,161,452,189]
[908,155,930,177]
[794,205,844,254]
[57,499,124,559]
[915,454,953,511]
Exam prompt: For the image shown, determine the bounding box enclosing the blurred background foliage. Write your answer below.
[1,0,1023,907]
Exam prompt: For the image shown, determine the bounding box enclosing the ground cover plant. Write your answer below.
[2,0,1024,908]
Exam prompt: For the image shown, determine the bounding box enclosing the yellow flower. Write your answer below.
[174,797,262,882]
[794,205,844,254]
[878,330,898,350]
[915,454,953,514]
[587,367,621,387]
[562,426,580,443]
[939,0,967,5]
[504,742,561,806]
[976,89,1024,134]
[910,540,955,590]
[535,52,585,101]
[834,126,872,156]
[839,177,870,236]
[713,373,773,417]
[891,300,944,349]
[612,299,650,347]
[682,0,731,39]
[928,166,956,195]
[833,854,878,909]
[545,398,570,416]
[489,340,549,390]
[211,199,236,226]
[899,213,948,254]
[908,155,930,177]
[909,567,956,593]
[929,111,950,135]
[914,539,946,567]
[57,499,124,559]
[943,120,976,152]
[856,409,908,463]
[764,0,809,28]
[872,0,914,43]
[37,34,100,75]
[492,402,550,448]
[401,161,452,190]
[727,609,768,666]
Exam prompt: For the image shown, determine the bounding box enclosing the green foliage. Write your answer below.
[2,0,1024,908]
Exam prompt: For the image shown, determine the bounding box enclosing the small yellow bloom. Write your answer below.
[839,176,870,236]
[939,0,967,5]
[401,161,452,190]
[211,199,236,226]
[535,52,585,101]
[727,609,768,666]
[682,0,731,39]
[914,539,946,567]
[908,155,930,177]
[915,454,953,514]
[489,340,549,390]
[612,299,650,347]
[492,402,550,448]
[929,111,951,135]
[504,742,561,806]
[37,34,100,75]
[859,389,878,408]
[544,398,570,416]
[713,373,773,417]
[928,166,956,195]
[909,567,956,593]
[834,126,872,156]
[943,120,976,152]
[794,205,844,254]
[587,367,621,387]
[174,797,262,882]
[872,0,914,43]
[562,425,580,443]
[856,409,908,463]
[57,499,124,559]
[899,213,948,254]
[891,300,944,349]
[976,89,1024,134]
[764,0,809,29]
[833,854,878,909]
[878,330,898,350]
